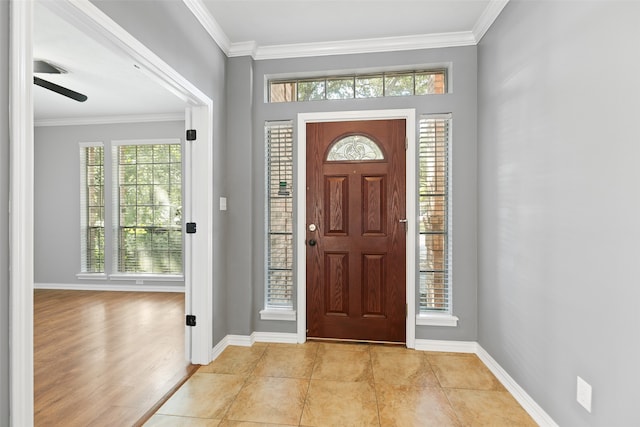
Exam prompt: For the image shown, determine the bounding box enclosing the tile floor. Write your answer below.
[144,341,537,427]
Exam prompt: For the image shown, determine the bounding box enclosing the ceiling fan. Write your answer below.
[33,59,88,102]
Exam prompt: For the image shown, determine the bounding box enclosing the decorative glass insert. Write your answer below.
[327,135,384,161]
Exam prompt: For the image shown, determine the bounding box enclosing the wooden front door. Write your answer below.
[306,119,406,343]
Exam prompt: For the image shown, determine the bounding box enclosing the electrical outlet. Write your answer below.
[577,376,592,413]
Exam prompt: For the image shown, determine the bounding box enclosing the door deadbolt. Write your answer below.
[308,224,317,232]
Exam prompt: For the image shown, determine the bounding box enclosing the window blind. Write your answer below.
[418,114,452,313]
[112,141,183,274]
[80,143,105,273]
[265,121,294,309]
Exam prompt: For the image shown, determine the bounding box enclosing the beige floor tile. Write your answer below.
[427,353,504,390]
[156,373,245,419]
[253,346,317,378]
[369,343,413,353]
[199,346,267,375]
[268,341,319,351]
[218,421,297,427]
[376,383,460,427]
[312,349,373,382]
[371,350,439,387]
[316,341,371,353]
[301,380,379,427]
[144,414,221,426]
[445,389,537,426]
[225,376,308,425]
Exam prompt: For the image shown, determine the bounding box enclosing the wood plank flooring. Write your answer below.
[34,290,197,426]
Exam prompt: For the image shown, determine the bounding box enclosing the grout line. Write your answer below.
[298,343,320,426]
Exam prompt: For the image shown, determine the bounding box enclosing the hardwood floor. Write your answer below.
[34,290,197,426]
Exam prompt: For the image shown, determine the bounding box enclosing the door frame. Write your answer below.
[296,109,416,348]
[9,1,214,424]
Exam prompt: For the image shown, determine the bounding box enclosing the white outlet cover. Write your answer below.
[577,376,592,413]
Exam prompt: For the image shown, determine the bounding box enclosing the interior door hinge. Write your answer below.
[186,129,197,141]
[405,137,408,151]
[406,303,408,317]
[186,222,197,234]
[186,314,196,327]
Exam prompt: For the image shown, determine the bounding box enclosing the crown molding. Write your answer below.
[34,112,184,127]
[473,0,510,42]
[248,32,477,60]
[182,0,231,55]
[186,0,510,60]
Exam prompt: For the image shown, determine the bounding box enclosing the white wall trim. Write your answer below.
[416,313,460,327]
[9,0,35,424]
[35,282,185,293]
[184,0,510,60]
[34,112,184,127]
[476,345,559,427]
[414,339,478,353]
[181,0,231,55]
[248,32,476,61]
[226,334,253,347]
[252,332,299,344]
[259,309,297,322]
[296,109,417,348]
[472,0,510,42]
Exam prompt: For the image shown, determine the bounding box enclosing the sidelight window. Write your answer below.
[80,143,105,273]
[418,114,454,318]
[264,121,295,314]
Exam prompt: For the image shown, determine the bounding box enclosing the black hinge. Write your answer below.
[186,222,197,234]
[186,315,196,327]
[186,129,197,141]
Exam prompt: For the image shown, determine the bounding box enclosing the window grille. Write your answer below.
[419,114,452,313]
[112,141,183,274]
[269,69,447,103]
[80,143,105,273]
[265,121,294,309]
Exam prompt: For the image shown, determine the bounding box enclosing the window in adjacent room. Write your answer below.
[80,143,105,273]
[112,140,183,275]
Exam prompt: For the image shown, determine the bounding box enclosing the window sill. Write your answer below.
[76,273,107,280]
[416,313,459,327]
[108,274,184,282]
[260,309,297,321]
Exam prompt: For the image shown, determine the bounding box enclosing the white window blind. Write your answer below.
[419,114,452,313]
[80,143,105,273]
[265,121,294,309]
[112,140,183,274]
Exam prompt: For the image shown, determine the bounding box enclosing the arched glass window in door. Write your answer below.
[326,135,384,161]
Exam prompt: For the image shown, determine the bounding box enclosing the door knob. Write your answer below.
[308,239,317,246]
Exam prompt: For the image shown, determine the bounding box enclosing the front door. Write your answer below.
[306,119,406,342]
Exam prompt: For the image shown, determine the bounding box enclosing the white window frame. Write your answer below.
[261,121,296,321]
[416,113,458,327]
[110,138,184,281]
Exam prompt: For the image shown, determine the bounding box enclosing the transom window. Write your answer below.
[327,135,384,161]
[269,69,447,103]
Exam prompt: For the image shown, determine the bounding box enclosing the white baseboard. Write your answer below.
[476,345,558,427]
[252,332,299,344]
[34,282,185,293]
[414,338,478,353]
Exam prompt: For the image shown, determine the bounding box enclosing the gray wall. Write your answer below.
[478,1,640,425]
[34,121,185,287]
[0,0,10,424]
[91,0,229,344]
[230,47,479,340]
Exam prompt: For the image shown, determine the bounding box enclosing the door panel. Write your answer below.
[306,119,406,343]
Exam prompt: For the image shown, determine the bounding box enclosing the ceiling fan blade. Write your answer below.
[34,60,65,74]
[34,76,87,102]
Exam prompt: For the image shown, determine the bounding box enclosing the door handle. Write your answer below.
[308,239,317,246]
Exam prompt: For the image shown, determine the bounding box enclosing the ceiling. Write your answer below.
[34,0,507,123]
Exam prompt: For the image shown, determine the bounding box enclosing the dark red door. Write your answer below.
[306,119,406,342]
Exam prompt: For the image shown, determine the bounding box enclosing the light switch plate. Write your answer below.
[220,197,227,211]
